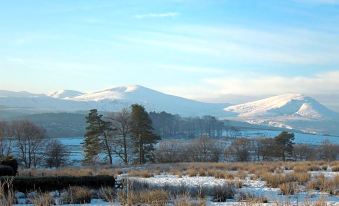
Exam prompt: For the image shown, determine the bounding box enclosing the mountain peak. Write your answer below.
[224,93,335,120]
[104,85,144,93]
[48,90,84,99]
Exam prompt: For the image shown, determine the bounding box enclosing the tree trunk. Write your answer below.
[138,134,143,164]
[123,134,128,165]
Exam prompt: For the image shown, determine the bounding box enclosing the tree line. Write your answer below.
[155,132,339,163]
[149,112,226,138]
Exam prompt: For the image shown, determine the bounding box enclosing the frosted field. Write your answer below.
[119,169,339,205]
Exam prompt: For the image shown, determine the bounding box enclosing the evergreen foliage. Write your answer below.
[82,109,103,164]
[130,104,160,164]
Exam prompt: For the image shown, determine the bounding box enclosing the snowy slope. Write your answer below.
[0,86,229,117]
[224,93,336,120]
[70,85,229,116]
[224,93,339,134]
[48,90,84,99]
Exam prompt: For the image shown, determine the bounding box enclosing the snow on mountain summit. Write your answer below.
[71,85,149,101]
[224,93,336,120]
[49,90,84,99]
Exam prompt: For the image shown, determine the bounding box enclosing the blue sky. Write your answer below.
[1,0,339,103]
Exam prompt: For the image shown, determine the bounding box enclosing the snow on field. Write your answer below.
[126,174,339,205]
[128,174,229,188]
[309,170,339,178]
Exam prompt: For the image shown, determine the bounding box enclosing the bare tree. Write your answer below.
[45,139,70,168]
[188,136,221,162]
[155,140,183,163]
[293,144,316,161]
[318,140,339,161]
[11,120,46,168]
[0,121,12,156]
[228,138,252,162]
[107,108,132,165]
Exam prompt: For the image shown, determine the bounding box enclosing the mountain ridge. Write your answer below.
[1,86,338,135]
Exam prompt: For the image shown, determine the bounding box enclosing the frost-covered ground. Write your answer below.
[12,170,339,205]
[123,171,339,205]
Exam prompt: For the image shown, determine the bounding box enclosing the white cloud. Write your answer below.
[158,64,225,74]
[134,12,179,19]
[120,25,339,65]
[160,71,339,100]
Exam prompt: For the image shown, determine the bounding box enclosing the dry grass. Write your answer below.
[99,186,116,203]
[236,192,268,203]
[262,173,288,188]
[279,182,298,195]
[292,172,310,184]
[173,194,206,206]
[0,178,14,206]
[118,189,169,206]
[128,170,154,178]
[62,186,92,204]
[31,193,54,206]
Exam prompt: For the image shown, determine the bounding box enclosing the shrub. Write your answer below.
[0,175,115,192]
[0,156,18,175]
[0,165,15,176]
[62,186,91,204]
[331,166,339,172]
[211,183,235,202]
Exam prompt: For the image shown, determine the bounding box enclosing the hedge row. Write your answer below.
[0,175,115,192]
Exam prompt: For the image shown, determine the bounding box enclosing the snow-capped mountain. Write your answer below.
[224,93,339,134]
[224,93,336,120]
[0,85,229,117]
[48,90,84,99]
[68,85,229,116]
[1,87,339,135]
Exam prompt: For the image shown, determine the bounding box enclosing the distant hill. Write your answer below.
[1,87,339,135]
[224,93,339,135]
[0,85,229,117]
[14,113,86,137]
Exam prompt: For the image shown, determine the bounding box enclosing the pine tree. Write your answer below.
[275,131,295,161]
[130,104,160,164]
[82,109,103,164]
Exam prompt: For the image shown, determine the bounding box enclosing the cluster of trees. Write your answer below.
[226,133,339,162]
[226,132,295,161]
[149,112,225,138]
[0,120,70,168]
[155,136,223,163]
[82,104,160,165]
[154,131,339,163]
